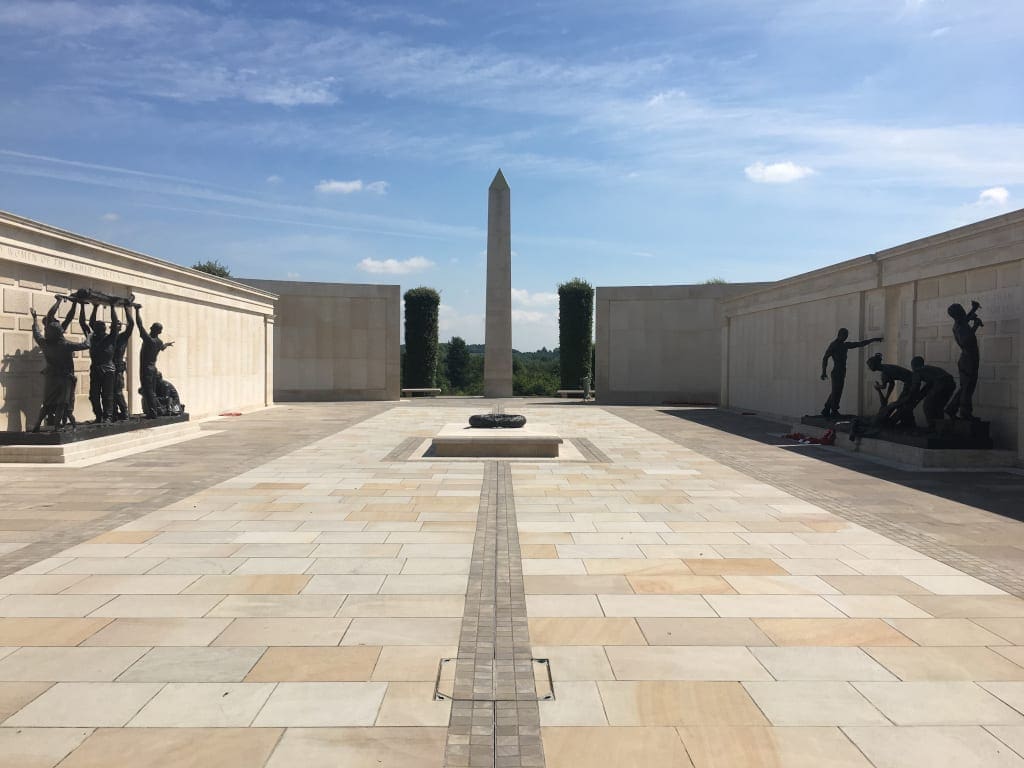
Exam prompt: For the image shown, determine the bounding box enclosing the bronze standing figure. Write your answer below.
[819,328,883,417]
[945,300,983,420]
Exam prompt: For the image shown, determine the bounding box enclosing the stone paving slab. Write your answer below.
[613,407,1024,597]
[1,400,1024,767]
[0,404,391,577]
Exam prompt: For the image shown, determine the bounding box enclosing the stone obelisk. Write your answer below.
[484,169,513,397]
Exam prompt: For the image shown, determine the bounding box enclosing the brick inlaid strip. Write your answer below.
[383,436,423,462]
[570,437,611,463]
[445,461,545,768]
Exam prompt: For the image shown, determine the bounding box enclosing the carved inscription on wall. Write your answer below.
[916,286,1022,326]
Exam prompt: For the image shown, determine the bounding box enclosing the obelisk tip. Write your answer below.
[489,169,509,190]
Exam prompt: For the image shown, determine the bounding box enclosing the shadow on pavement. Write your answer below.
[658,406,1024,524]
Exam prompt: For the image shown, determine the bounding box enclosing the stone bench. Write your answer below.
[556,389,594,398]
[401,388,441,398]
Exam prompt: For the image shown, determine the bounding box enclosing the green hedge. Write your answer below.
[403,287,440,388]
[558,277,594,388]
[446,336,471,391]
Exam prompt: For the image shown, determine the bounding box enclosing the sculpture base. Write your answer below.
[0,413,190,446]
[800,415,992,450]
[793,419,1011,469]
[0,416,201,465]
[431,423,562,458]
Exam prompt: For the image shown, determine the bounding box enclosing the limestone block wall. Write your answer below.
[721,209,1024,460]
[241,279,400,402]
[0,211,275,430]
[723,259,877,421]
[596,283,767,405]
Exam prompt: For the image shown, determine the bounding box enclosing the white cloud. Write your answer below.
[511,309,549,323]
[744,161,816,184]
[977,186,1010,207]
[266,174,282,184]
[100,212,119,222]
[511,288,558,307]
[286,271,300,279]
[316,179,364,194]
[357,256,434,274]
[316,179,388,194]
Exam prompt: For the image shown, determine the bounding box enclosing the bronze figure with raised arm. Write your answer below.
[819,328,883,418]
[136,306,174,418]
[29,296,90,432]
[945,300,983,420]
[80,300,117,423]
[109,299,135,420]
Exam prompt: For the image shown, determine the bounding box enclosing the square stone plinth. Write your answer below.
[430,422,562,458]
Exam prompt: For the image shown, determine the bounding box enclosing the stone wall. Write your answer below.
[241,279,400,402]
[0,211,275,430]
[596,283,767,405]
[721,209,1024,461]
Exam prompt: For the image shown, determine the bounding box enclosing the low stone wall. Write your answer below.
[721,209,1024,461]
[0,211,275,430]
[595,283,767,404]
[241,279,400,402]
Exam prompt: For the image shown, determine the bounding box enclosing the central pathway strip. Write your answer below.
[446,461,545,768]
[611,406,1024,597]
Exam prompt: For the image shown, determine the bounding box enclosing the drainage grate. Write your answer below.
[434,656,555,702]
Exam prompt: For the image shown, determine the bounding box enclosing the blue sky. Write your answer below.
[1,1,1021,350]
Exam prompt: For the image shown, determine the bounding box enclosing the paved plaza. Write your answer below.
[2,401,1024,767]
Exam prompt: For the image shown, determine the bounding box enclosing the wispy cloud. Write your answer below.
[3,2,1021,192]
[316,179,364,194]
[357,256,434,274]
[511,309,550,323]
[100,212,119,221]
[266,174,282,184]
[511,288,558,307]
[316,179,389,194]
[0,150,475,242]
[744,161,816,184]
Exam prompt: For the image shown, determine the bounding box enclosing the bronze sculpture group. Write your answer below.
[820,299,985,438]
[28,290,182,433]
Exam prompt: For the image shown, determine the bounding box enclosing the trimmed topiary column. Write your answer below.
[403,287,440,388]
[558,278,594,389]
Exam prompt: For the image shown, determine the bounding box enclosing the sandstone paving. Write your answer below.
[0,402,1023,766]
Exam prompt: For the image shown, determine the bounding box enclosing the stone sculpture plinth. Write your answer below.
[431,422,561,458]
